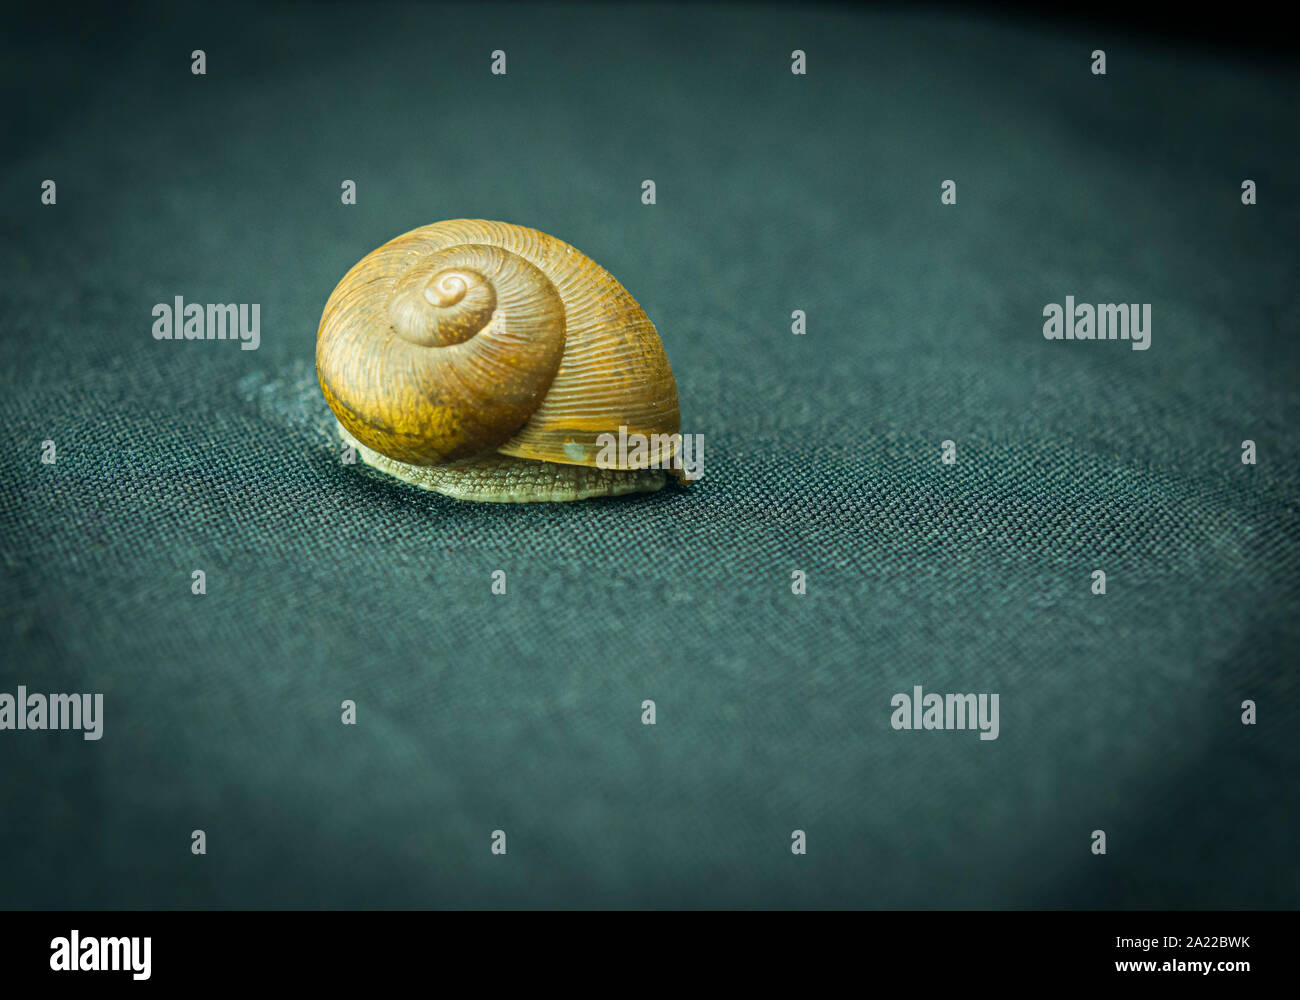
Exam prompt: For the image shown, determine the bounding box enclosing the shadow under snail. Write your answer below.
[316,219,689,502]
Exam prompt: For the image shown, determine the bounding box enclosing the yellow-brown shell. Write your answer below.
[315,219,682,476]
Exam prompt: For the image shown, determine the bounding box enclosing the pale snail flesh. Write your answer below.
[315,220,687,502]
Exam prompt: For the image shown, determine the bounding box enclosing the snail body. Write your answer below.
[316,220,685,502]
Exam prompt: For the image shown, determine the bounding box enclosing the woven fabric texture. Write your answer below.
[1,2,1297,908]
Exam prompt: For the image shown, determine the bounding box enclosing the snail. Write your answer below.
[316,219,688,502]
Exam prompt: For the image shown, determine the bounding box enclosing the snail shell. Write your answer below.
[316,220,685,502]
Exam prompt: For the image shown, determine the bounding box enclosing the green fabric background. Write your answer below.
[2,2,1297,908]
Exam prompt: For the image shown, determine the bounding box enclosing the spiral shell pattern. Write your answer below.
[316,220,682,471]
